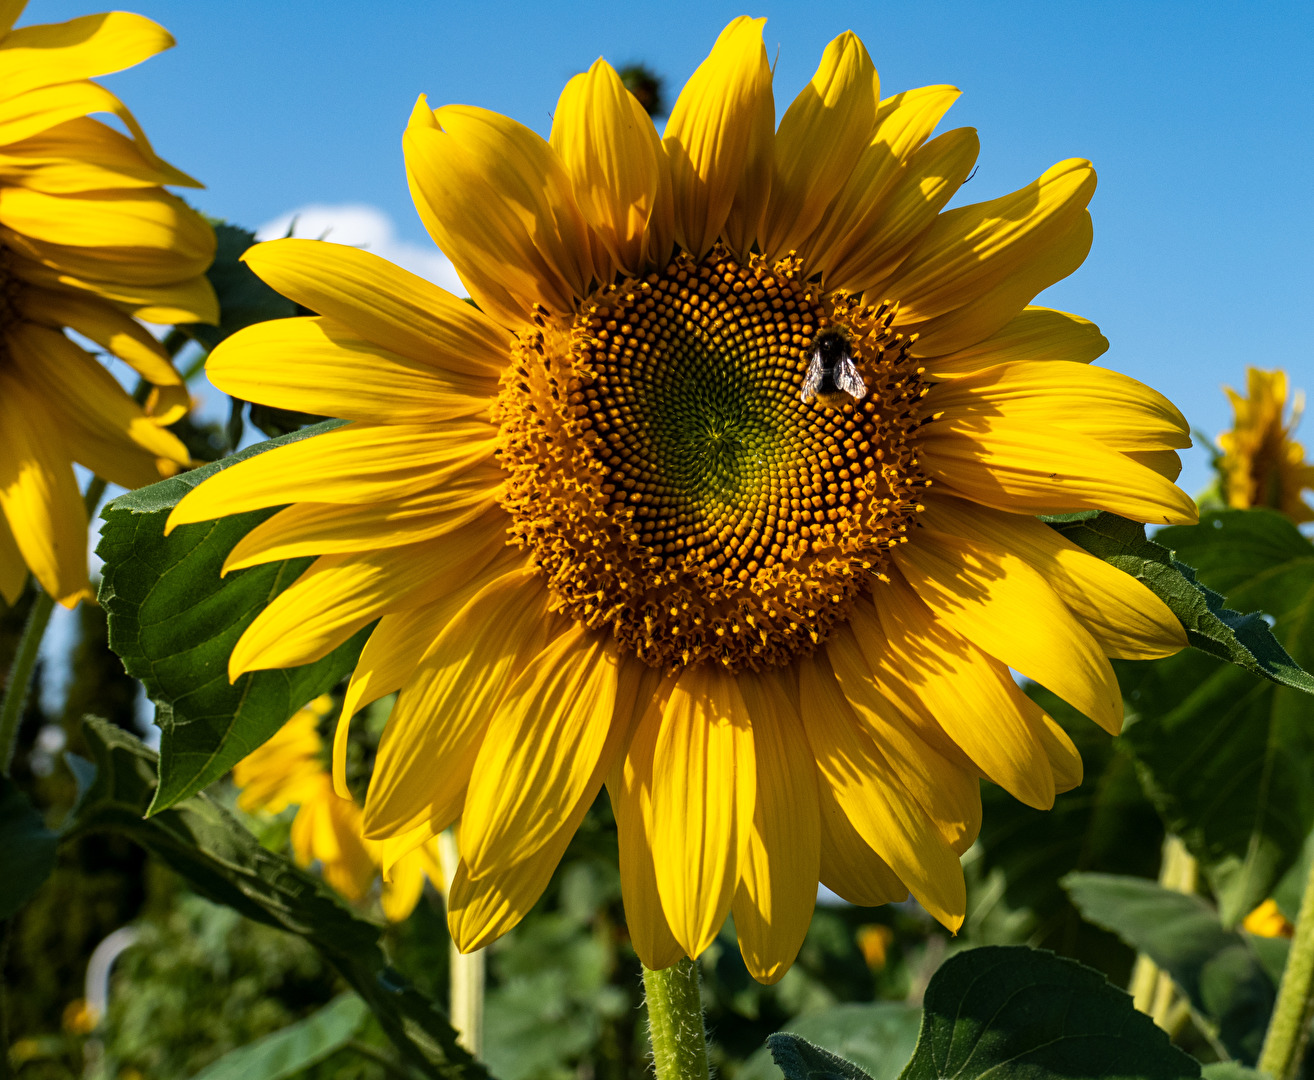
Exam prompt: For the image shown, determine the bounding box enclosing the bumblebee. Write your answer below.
[800,326,867,409]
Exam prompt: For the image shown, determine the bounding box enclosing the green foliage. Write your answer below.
[1050,511,1314,695]
[95,420,368,813]
[1116,509,1314,924]
[1064,872,1277,1063]
[105,892,341,1080]
[0,776,56,918]
[745,1004,920,1080]
[768,1034,876,1080]
[184,993,370,1080]
[65,717,485,1080]
[974,683,1162,976]
[900,946,1200,1080]
[764,948,1200,1080]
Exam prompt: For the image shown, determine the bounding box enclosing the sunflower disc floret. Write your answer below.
[498,247,928,671]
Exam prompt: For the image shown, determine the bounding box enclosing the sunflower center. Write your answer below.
[495,247,930,672]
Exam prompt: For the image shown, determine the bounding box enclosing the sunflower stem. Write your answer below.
[643,960,711,1080]
[1258,855,1314,1079]
[0,588,54,777]
[437,828,484,1059]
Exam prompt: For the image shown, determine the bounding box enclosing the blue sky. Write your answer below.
[31,0,1314,496]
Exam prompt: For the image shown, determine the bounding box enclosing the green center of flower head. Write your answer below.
[496,246,931,672]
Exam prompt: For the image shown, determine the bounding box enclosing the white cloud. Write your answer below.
[256,203,464,295]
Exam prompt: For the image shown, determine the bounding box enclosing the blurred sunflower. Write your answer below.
[171,18,1193,983]
[234,696,444,920]
[1217,367,1313,524]
[0,3,216,608]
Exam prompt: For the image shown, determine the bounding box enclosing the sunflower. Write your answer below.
[170,18,1194,983]
[234,696,445,919]
[1217,367,1314,524]
[0,3,216,609]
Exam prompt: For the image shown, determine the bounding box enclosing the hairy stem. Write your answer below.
[1258,856,1314,1079]
[643,960,710,1080]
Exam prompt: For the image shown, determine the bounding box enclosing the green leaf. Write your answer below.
[186,993,369,1080]
[768,1034,875,1080]
[182,222,297,352]
[1050,510,1314,694]
[1114,509,1314,923]
[0,777,56,918]
[1064,872,1275,1063]
[66,717,485,1080]
[897,945,1199,1080]
[96,420,368,813]
[742,1004,921,1080]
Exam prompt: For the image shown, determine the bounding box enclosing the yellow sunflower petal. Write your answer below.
[450,653,643,951]
[918,410,1199,525]
[919,494,1187,661]
[229,513,505,680]
[550,59,669,277]
[9,250,218,324]
[0,115,195,192]
[0,373,88,606]
[651,662,755,959]
[0,12,172,100]
[798,651,966,930]
[732,669,820,985]
[895,527,1123,734]
[206,316,496,425]
[363,567,551,839]
[0,512,26,605]
[222,463,501,572]
[11,322,188,484]
[461,629,618,876]
[1036,711,1083,794]
[876,573,1056,810]
[20,285,181,388]
[166,421,496,530]
[0,2,26,35]
[0,186,213,274]
[904,210,1092,357]
[828,126,980,294]
[805,84,960,274]
[927,360,1190,452]
[333,566,526,798]
[926,306,1108,373]
[241,239,509,379]
[827,622,982,853]
[608,680,685,970]
[1127,449,1183,481]
[816,771,908,908]
[762,31,878,260]
[404,98,593,328]
[886,158,1096,325]
[662,16,773,260]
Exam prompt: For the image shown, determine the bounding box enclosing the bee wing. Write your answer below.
[800,352,825,403]
[834,357,867,401]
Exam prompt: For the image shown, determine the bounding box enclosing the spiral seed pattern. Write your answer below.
[496,248,931,672]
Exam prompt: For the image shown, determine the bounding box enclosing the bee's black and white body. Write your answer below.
[800,326,867,409]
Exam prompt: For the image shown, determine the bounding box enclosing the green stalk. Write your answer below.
[1258,856,1314,1079]
[643,960,710,1080]
[0,589,53,777]
[0,474,110,776]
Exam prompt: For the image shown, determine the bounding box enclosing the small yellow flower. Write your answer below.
[234,697,442,918]
[1242,898,1294,939]
[1218,368,1314,524]
[856,923,894,970]
[176,18,1193,983]
[0,3,217,609]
